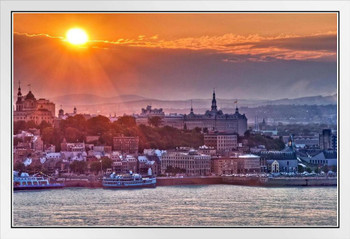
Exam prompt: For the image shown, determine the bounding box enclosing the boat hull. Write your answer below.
[102,183,156,189]
[14,184,64,191]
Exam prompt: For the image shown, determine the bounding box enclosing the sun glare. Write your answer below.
[66,28,89,45]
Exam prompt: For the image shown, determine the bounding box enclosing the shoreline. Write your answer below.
[50,176,337,188]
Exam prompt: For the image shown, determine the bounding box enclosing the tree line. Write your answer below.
[14,115,204,152]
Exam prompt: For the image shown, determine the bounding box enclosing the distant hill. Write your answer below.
[49,93,337,116]
[51,94,147,106]
[262,94,337,106]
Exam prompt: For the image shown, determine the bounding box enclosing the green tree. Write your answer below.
[101,156,113,171]
[14,121,26,134]
[297,165,304,173]
[86,115,111,135]
[14,161,25,172]
[314,167,320,174]
[64,127,84,142]
[322,165,330,173]
[90,161,102,174]
[41,127,55,144]
[26,120,38,129]
[69,160,87,174]
[39,121,52,132]
[60,114,87,132]
[99,131,114,146]
[148,116,163,127]
[117,115,136,128]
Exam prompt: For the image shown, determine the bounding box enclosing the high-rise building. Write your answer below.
[319,129,332,150]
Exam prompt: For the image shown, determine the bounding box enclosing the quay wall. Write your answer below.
[155,176,223,186]
[55,176,337,188]
[222,176,337,187]
[56,177,102,188]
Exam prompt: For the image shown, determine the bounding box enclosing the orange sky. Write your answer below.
[14,13,337,40]
[13,13,337,100]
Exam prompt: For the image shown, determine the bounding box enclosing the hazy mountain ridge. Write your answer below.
[50,93,337,114]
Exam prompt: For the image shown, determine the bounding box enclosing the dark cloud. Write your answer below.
[226,34,337,52]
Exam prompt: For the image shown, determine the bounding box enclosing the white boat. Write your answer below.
[13,171,64,191]
[102,172,156,189]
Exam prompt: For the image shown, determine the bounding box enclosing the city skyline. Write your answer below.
[13,13,337,100]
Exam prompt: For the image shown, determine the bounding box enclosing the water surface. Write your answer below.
[13,185,337,227]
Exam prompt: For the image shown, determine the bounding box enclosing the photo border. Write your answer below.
[1,1,349,239]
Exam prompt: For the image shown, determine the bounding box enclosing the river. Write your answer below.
[13,185,337,227]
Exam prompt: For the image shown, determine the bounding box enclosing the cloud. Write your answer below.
[14,31,337,62]
[13,31,337,100]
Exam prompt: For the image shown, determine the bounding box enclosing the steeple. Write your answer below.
[16,81,23,111]
[211,89,217,111]
[58,105,64,118]
[190,100,194,114]
[17,81,22,96]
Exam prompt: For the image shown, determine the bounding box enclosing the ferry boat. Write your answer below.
[13,171,64,191]
[102,172,156,189]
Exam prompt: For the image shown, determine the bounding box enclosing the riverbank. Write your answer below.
[54,175,337,188]
[222,176,337,187]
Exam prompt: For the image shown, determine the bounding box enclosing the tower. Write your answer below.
[73,106,77,115]
[190,100,194,114]
[16,81,23,111]
[58,105,64,119]
[211,89,217,111]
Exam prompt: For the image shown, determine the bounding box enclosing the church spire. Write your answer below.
[190,100,194,114]
[211,89,217,111]
[17,81,22,96]
[16,81,23,111]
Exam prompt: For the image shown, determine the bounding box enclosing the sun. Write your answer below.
[66,28,89,45]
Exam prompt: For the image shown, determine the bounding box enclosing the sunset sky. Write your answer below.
[13,13,337,100]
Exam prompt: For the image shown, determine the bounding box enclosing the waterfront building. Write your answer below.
[259,150,298,173]
[211,156,238,175]
[211,154,261,175]
[299,150,337,167]
[161,149,211,176]
[257,136,298,173]
[112,136,139,154]
[14,84,55,125]
[111,154,137,174]
[204,133,238,153]
[138,155,159,176]
[268,160,280,173]
[198,145,217,156]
